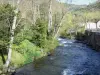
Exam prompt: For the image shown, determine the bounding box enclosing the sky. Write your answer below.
[60,0,97,5]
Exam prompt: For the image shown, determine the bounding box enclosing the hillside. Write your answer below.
[67,4,87,11]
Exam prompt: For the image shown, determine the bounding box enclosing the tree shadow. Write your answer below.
[0,47,8,64]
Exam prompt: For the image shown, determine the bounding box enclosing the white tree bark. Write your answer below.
[32,0,38,25]
[54,13,67,39]
[53,0,69,38]
[34,5,37,25]
[48,0,52,33]
[4,0,20,68]
[37,4,40,19]
[32,0,34,25]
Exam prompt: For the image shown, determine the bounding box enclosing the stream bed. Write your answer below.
[15,38,100,75]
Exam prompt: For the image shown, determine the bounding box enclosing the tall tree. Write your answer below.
[4,0,20,68]
[31,0,37,25]
[48,0,52,33]
[54,13,67,38]
[54,0,67,38]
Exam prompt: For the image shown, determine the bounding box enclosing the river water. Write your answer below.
[15,38,100,75]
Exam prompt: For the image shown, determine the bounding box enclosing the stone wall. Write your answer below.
[84,30,100,51]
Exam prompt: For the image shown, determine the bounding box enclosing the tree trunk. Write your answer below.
[54,13,67,39]
[32,0,37,25]
[37,4,40,19]
[48,0,52,33]
[96,22,98,30]
[53,0,67,39]
[0,50,6,64]
[4,0,20,68]
[32,0,34,24]
[54,14,57,35]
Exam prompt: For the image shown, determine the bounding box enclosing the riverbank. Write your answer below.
[76,30,100,51]
[0,39,58,75]
[13,38,100,75]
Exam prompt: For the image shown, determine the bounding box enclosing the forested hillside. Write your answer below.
[59,1,100,38]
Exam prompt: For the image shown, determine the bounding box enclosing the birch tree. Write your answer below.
[54,0,72,38]
[31,0,40,25]
[54,13,67,38]
[48,0,52,33]
[31,0,36,25]
[4,0,20,68]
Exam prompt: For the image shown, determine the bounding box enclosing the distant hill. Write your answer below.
[67,4,87,11]
[75,2,100,12]
[87,2,100,10]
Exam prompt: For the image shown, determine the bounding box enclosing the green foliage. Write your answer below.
[59,13,74,38]
[0,3,59,68]
[0,4,14,49]
[59,13,74,34]
[0,4,14,23]
[13,40,43,64]
[59,2,100,38]
[31,19,47,48]
[73,2,100,23]
[11,50,25,67]
[44,38,58,52]
[12,17,58,66]
[0,0,99,69]
[14,28,33,44]
[0,56,3,66]
[59,12,86,38]
[83,11,100,22]
[0,4,14,68]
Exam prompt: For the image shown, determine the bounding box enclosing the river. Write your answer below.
[14,38,100,75]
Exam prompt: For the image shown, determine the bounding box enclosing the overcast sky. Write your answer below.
[60,0,97,5]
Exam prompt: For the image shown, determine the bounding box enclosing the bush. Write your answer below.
[31,19,47,48]
[13,40,43,64]
[11,50,25,67]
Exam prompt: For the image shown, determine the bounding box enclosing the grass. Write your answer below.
[0,56,3,67]
[11,50,25,67]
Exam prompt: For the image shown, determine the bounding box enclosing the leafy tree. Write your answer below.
[31,19,47,48]
[13,40,42,64]
[0,4,14,65]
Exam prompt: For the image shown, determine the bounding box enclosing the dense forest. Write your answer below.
[0,0,100,74]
